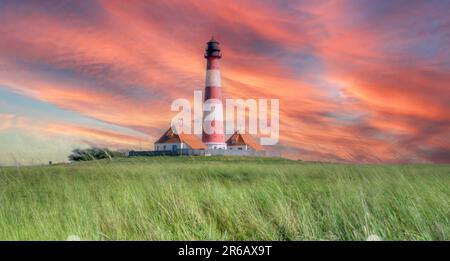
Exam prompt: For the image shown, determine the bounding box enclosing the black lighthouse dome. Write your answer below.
[205,36,221,58]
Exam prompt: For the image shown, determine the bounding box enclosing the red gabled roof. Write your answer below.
[155,128,181,144]
[226,132,264,151]
[155,127,206,150]
[179,133,207,150]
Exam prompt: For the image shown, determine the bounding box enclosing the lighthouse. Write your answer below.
[202,37,227,149]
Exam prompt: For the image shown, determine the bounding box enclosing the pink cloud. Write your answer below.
[0,0,449,162]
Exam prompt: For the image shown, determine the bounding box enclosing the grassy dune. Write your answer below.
[0,157,449,240]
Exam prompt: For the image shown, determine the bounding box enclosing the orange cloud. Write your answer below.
[0,0,449,162]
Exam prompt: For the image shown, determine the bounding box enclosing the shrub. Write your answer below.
[68,147,125,161]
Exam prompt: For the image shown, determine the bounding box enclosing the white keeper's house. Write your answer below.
[225,131,264,151]
[154,127,206,151]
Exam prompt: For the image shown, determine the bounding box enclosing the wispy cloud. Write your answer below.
[0,0,449,163]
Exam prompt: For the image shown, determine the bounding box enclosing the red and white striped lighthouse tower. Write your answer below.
[202,37,227,149]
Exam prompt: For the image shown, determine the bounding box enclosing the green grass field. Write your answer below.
[0,156,449,240]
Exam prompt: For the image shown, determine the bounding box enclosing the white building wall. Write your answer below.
[227,145,250,151]
[154,142,187,151]
[205,143,227,150]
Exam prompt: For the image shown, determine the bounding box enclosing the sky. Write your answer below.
[0,0,449,165]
